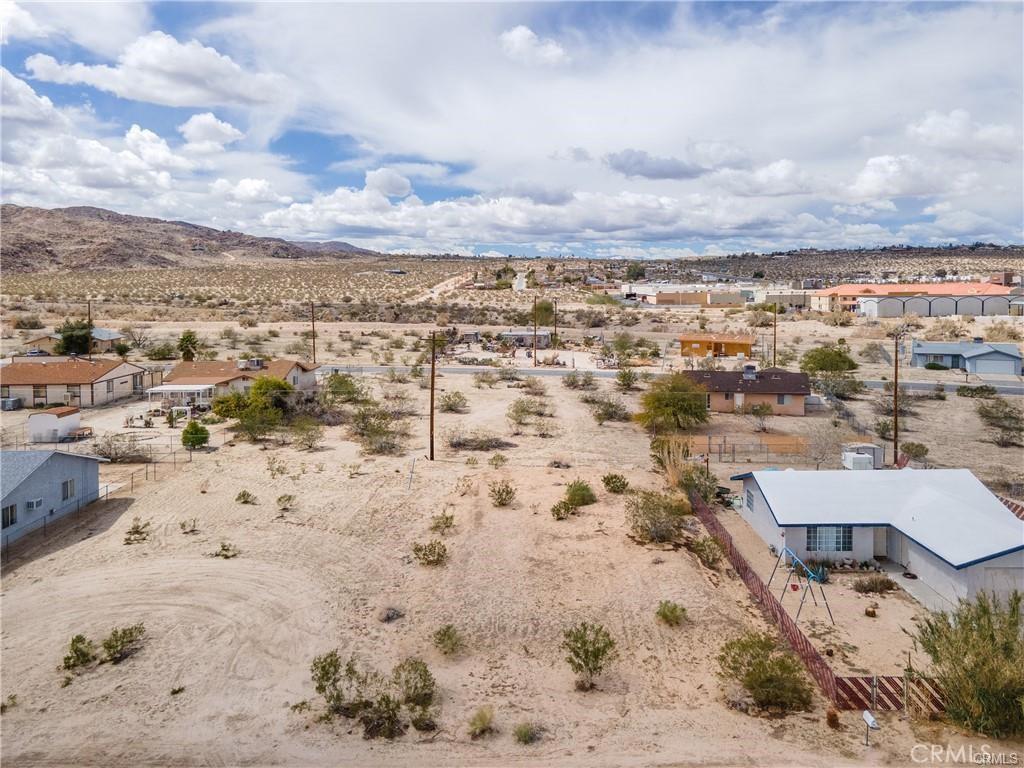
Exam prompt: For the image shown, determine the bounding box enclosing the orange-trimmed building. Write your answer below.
[810,282,1013,313]
[678,332,756,358]
[0,358,150,407]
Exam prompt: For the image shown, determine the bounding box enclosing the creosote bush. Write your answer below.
[63,634,97,670]
[276,494,296,511]
[562,621,618,691]
[413,540,449,566]
[488,480,516,507]
[123,517,152,545]
[656,600,687,627]
[551,499,578,520]
[430,511,455,535]
[392,658,437,708]
[102,623,147,663]
[513,721,544,744]
[625,491,691,543]
[690,536,724,569]
[433,624,465,656]
[601,473,629,494]
[210,542,241,559]
[360,693,406,739]
[718,631,812,712]
[235,490,257,504]
[438,391,469,413]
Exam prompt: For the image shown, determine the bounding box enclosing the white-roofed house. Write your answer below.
[731,469,1024,612]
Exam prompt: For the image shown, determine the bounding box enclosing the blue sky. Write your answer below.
[2,1,1021,256]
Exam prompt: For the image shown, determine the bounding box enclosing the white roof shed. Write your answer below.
[730,469,1024,569]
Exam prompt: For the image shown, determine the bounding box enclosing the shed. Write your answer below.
[27,406,81,443]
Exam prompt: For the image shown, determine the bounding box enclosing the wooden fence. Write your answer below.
[688,491,944,713]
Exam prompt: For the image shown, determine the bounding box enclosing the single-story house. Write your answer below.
[0,358,150,407]
[161,358,320,400]
[909,339,1022,375]
[678,332,755,358]
[27,406,81,442]
[1,450,108,546]
[499,328,552,349]
[682,367,810,415]
[731,468,1024,611]
[24,327,125,354]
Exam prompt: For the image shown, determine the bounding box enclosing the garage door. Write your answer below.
[973,358,1016,375]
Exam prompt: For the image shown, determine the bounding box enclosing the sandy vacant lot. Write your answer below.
[3,371,1021,767]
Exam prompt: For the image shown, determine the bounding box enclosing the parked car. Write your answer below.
[25,348,50,356]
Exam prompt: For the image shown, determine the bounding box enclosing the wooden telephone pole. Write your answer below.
[309,301,317,364]
[428,331,436,461]
[86,299,93,361]
[553,299,558,350]
[772,303,778,367]
[893,333,900,465]
[532,296,538,367]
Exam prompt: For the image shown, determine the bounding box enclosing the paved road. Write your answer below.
[320,363,1024,396]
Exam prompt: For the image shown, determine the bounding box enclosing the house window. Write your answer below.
[807,525,853,553]
[67,385,81,399]
[746,490,754,510]
[1,504,15,529]
[724,392,733,401]
[106,380,114,394]
[706,393,711,408]
[62,479,76,501]
[1,386,8,398]
[33,385,45,400]
[25,499,43,512]
[292,375,298,385]
[132,374,143,391]
[777,394,789,405]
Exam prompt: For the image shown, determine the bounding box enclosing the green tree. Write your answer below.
[625,262,645,281]
[236,402,282,442]
[634,373,709,433]
[249,376,294,412]
[799,344,858,374]
[177,329,201,361]
[113,341,131,359]
[531,299,555,326]
[54,318,93,356]
[181,420,210,450]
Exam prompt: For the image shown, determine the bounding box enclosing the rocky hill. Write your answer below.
[0,204,377,272]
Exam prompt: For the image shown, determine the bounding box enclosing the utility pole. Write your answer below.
[553,299,558,350]
[893,332,900,465]
[87,299,93,361]
[309,301,317,364]
[532,295,538,368]
[772,303,778,367]
[428,331,436,461]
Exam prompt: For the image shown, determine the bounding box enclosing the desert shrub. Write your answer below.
[562,621,618,691]
[212,391,249,418]
[824,310,854,327]
[674,462,719,504]
[392,658,436,708]
[210,542,241,559]
[551,499,578,520]
[445,429,511,451]
[433,624,464,656]
[63,634,97,670]
[852,575,897,594]
[179,518,199,534]
[488,452,508,468]
[976,397,1024,447]
[93,433,144,462]
[656,600,687,627]
[513,722,544,744]
[276,494,296,511]
[985,320,1023,342]
[468,705,495,739]
[413,540,448,566]
[489,480,516,507]
[915,592,1024,738]
[562,371,582,389]
[718,631,812,711]
[859,341,886,363]
[564,479,597,507]
[625,491,690,543]
[588,394,630,425]
[146,342,178,360]
[635,373,709,432]
[235,403,283,442]
[875,418,893,440]
[900,441,929,461]
[322,373,368,405]
[409,705,438,732]
[602,473,629,493]
[473,371,499,388]
[235,490,257,504]
[615,367,639,392]
[690,536,724,569]
[924,362,949,370]
[310,652,381,718]
[507,397,549,430]
[522,377,547,396]
[438,391,468,413]
[102,623,146,663]
[13,313,44,329]
[430,511,455,535]
[1,694,18,713]
[350,404,403,454]
[290,417,324,450]
[123,517,151,544]
[958,384,998,398]
[181,420,210,450]
[359,693,406,739]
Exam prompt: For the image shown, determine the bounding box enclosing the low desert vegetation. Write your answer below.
[564,479,597,507]
[975,397,1024,447]
[181,420,210,449]
[210,542,241,559]
[235,490,257,504]
[689,536,724,569]
[551,499,578,520]
[488,480,517,507]
[102,623,147,664]
[562,621,618,691]
[429,511,455,535]
[468,705,495,739]
[432,624,464,656]
[179,518,199,534]
[601,473,630,493]
[914,591,1024,738]
[412,540,449,566]
[625,491,691,543]
[123,517,152,545]
[718,631,812,712]
[438,391,469,413]
[513,721,544,744]
[656,600,687,627]
[852,575,897,594]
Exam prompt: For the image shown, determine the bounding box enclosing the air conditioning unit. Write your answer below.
[841,451,874,471]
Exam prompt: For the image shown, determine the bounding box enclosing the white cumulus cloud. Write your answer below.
[500,25,569,66]
[364,168,412,198]
[178,113,245,152]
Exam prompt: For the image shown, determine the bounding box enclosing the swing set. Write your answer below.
[767,546,835,625]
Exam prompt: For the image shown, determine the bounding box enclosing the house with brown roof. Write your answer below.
[0,358,150,408]
[162,358,319,398]
[23,327,125,355]
[681,366,810,415]
[678,332,756,358]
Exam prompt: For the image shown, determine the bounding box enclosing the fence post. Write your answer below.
[871,676,877,709]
